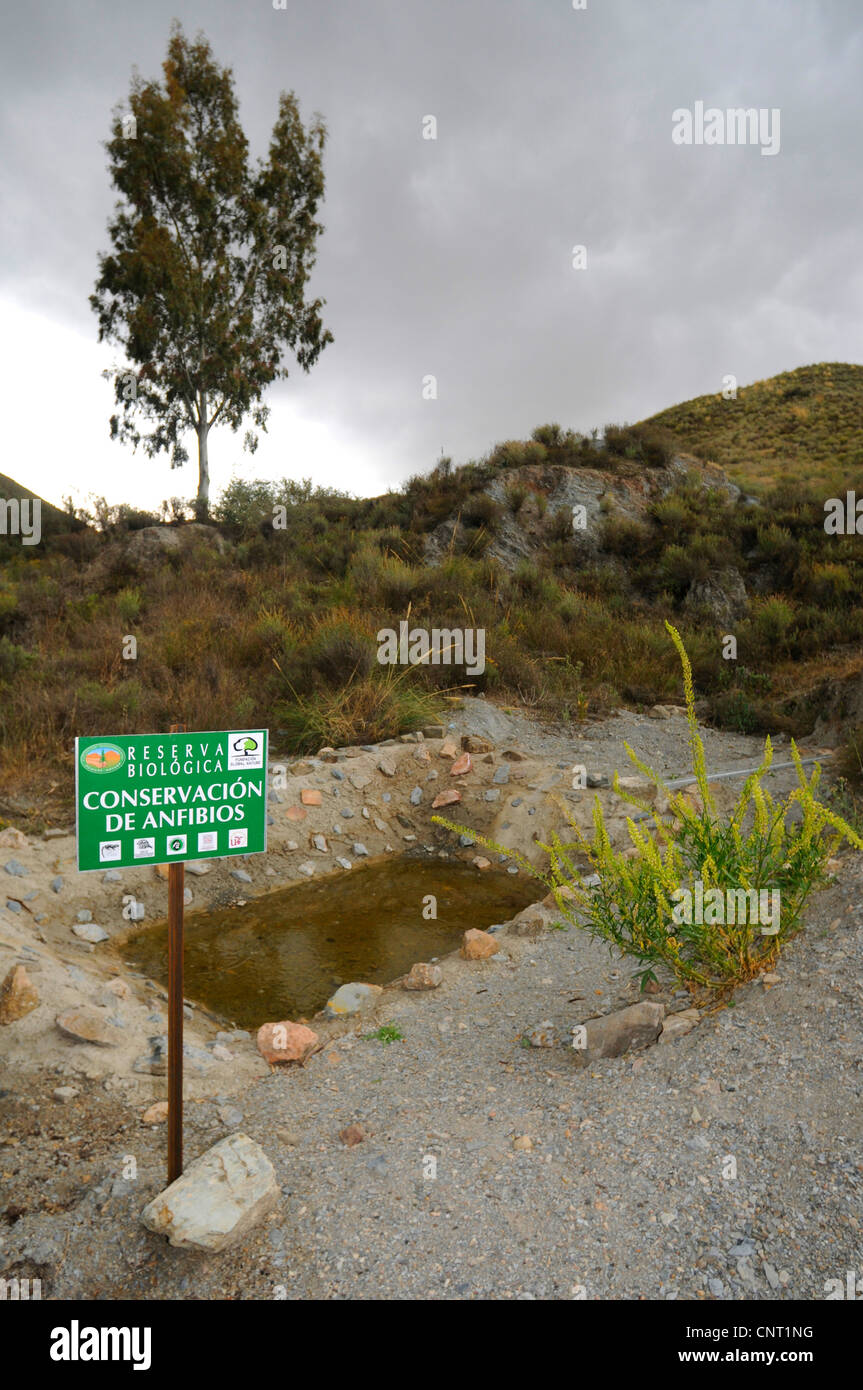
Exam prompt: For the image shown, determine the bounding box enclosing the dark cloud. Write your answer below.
[2,0,861,505]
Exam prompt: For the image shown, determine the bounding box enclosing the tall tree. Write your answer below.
[91,23,332,519]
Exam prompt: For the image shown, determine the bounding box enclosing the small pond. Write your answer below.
[120,860,543,1029]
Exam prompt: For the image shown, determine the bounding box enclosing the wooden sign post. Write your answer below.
[167,723,185,1184]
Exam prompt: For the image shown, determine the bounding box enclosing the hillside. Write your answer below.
[640,362,863,494]
[2,374,863,821]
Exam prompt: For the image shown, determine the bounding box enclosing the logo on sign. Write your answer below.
[197,831,218,852]
[227,732,264,771]
[80,742,126,774]
[99,841,122,862]
[133,837,156,859]
[228,829,248,849]
[167,835,187,856]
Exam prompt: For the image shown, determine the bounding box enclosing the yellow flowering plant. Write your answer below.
[433,622,863,998]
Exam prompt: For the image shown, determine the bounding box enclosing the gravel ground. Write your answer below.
[1,699,860,1301]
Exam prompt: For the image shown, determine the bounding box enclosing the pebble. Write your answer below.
[52,1086,79,1103]
[76,909,93,923]
[352,843,369,858]
[231,870,252,883]
[71,924,109,943]
[102,870,122,884]
[410,787,423,805]
[51,877,63,893]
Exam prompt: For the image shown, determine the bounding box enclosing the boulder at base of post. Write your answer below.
[140,1132,279,1251]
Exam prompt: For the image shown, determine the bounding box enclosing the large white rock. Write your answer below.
[140,1133,279,1252]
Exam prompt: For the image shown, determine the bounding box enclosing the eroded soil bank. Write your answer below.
[1,697,860,1299]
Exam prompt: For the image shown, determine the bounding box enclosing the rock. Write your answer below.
[125,522,226,562]
[105,977,131,999]
[155,864,170,880]
[572,1001,665,1062]
[513,1135,533,1152]
[50,877,63,894]
[72,923,109,943]
[218,1104,243,1128]
[659,1009,700,1042]
[324,982,383,1018]
[0,965,39,1024]
[142,1101,169,1124]
[286,805,308,822]
[211,1045,234,1062]
[586,773,610,788]
[43,828,67,840]
[423,725,445,738]
[684,567,747,625]
[339,1123,366,1146]
[528,1021,557,1047]
[431,789,461,809]
[502,749,525,761]
[52,1086,79,1103]
[484,789,500,802]
[312,835,328,852]
[102,869,122,883]
[461,928,501,960]
[403,962,443,990]
[140,1132,279,1252]
[186,862,211,876]
[336,857,352,870]
[352,843,369,858]
[492,766,510,784]
[410,787,423,805]
[413,746,431,764]
[472,856,491,870]
[231,869,252,883]
[461,735,493,753]
[300,789,322,806]
[256,1020,319,1066]
[0,828,27,849]
[349,774,371,791]
[4,859,27,877]
[5,899,21,913]
[55,1007,123,1047]
[440,738,458,759]
[298,861,316,877]
[76,909,93,923]
[377,758,396,777]
[133,1055,167,1075]
[450,752,472,776]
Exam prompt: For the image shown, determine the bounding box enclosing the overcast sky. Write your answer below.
[1,0,861,512]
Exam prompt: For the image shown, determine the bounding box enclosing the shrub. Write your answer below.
[505,482,529,514]
[460,494,502,530]
[434,622,863,998]
[531,423,564,448]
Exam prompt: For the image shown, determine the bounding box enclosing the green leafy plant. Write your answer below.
[433,621,863,999]
[363,1024,404,1045]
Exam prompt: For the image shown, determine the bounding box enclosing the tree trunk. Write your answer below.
[196,392,209,520]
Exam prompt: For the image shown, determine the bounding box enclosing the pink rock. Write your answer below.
[286,805,308,821]
[431,789,462,809]
[403,962,443,990]
[256,1020,319,1066]
[461,929,501,960]
[451,753,472,776]
[300,789,322,806]
[440,739,458,759]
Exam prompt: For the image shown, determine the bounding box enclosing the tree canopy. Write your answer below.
[91,22,333,517]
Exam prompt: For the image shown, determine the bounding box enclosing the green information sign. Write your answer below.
[75,729,269,872]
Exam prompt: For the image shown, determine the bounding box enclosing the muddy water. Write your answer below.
[120,860,543,1029]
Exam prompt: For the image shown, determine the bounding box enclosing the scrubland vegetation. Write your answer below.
[2,366,863,818]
